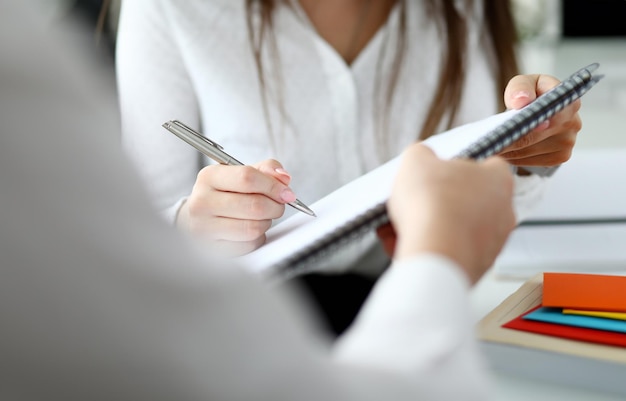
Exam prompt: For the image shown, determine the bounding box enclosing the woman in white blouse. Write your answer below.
[116,0,581,264]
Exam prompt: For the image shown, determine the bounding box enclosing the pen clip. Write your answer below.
[169,120,225,150]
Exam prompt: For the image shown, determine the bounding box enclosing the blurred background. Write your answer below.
[38,0,120,64]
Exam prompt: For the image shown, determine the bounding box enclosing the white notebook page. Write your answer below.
[237,110,520,275]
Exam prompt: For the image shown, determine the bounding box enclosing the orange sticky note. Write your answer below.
[543,273,626,313]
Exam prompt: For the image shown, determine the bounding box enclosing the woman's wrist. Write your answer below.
[175,199,191,230]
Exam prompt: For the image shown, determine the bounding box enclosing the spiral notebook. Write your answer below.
[237,63,604,280]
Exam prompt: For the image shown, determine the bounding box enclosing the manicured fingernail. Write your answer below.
[536,120,550,130]
[275,168,291,179]
[280,188,296,203]
[514,91,531,99]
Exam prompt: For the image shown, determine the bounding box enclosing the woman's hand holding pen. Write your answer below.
[499,74,582,168]
[176,159,298,256]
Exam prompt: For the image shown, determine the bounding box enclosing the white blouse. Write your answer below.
[116,0,547,271]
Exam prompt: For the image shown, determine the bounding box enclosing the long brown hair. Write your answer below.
[245,0,519,146]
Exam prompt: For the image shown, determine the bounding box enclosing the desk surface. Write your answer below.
[470,38,626,401]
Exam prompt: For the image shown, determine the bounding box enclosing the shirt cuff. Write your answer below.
[160,197,188,225]
[333,254,492,400]
[334,253,472,367]
[512,173,549,223]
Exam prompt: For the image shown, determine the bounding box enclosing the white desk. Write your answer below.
[470,37,626,401]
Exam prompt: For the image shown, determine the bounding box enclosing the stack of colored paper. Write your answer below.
[503,273,626,347]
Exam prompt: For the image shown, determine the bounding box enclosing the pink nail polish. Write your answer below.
[280,188,296,203]
[275,168,291,179]
[514,91,531,99]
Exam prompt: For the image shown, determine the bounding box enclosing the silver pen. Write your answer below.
[162,120,316,217]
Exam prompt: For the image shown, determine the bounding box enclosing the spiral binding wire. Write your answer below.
[457,63,603,161]
[274,202,389,280]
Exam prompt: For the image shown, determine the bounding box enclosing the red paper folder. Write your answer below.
[543,273,626,312]
[503,306,626,348]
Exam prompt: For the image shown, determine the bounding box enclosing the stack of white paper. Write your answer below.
[495,148,626,278]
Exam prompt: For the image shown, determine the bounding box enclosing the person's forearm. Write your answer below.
[333,254,493,401]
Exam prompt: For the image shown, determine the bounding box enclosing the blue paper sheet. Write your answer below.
[524,307,626,334]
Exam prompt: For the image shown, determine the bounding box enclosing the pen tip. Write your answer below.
[303,205,316,217]
[291,199,316,217]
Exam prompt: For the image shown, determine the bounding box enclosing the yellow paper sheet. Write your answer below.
[563,309,626,321]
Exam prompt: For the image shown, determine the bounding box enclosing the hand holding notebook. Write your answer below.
[386,144,517,285]
[233,63,604,279]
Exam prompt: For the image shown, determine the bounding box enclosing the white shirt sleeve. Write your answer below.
[0,2,492,400]
[335,255,493,401]
[513,173,550,222]
[116,0,202,220]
